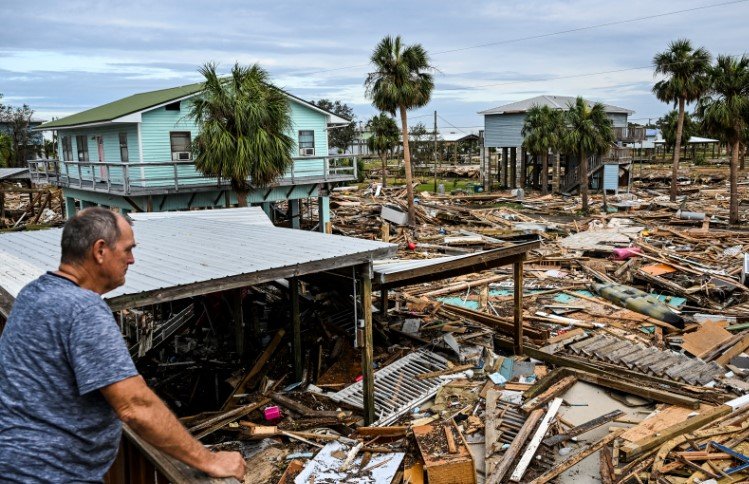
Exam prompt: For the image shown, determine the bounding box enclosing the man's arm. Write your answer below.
[100,375,245,480]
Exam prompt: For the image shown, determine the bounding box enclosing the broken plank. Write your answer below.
[520,375,577,413]
[714,331,749,365]
[543,410,623,446]
[221,329,285,410]
[509,397,563,482]
[527,430,623,484]
[357,426,408,438]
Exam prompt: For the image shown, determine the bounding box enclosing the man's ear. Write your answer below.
[91,239,108,264]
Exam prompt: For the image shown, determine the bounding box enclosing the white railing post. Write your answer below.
[106,165,111,192]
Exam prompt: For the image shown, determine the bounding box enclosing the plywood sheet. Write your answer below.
[620,404,716,443]
[682,320,732,358]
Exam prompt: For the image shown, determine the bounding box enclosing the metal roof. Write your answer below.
[0,217,396,314]
[127,206,273,227]
[39,82,350,130]
[0,167,30,181]
[373,238,541,289]
[478,95,634,116]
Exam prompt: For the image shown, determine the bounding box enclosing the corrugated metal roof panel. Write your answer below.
[127,207,273,227]
[0,218,396,308]
[0,168,30,180]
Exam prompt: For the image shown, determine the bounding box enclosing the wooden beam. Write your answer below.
[543,410,624,446]
[527,429,623,484]
[375,240,539,288]
[513,257,524,355]
[290,276,302,382]
[509,397,563,482]
[359,263,375,425]
[441,304,548,341]
[520,375,576,413]
[122,196,143,213]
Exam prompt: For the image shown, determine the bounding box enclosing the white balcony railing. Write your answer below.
[28,155,358,195]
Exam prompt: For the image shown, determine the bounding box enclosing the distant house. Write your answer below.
[478,95,636,194]
[30,82,354,231]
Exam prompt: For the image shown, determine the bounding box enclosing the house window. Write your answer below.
[165,101,181,111]
[298,130,315,156]
[61,136,73,160]
[170,132,192,161]
[119,132,129,162]
[75,135,89,162]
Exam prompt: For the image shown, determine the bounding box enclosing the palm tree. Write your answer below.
[365,35,435,226]
[522,105,564,194]
[657,109,698,153]
[563,97,615,215]
[190,63,294,207]
[367,113,400,188]
[697,55,749,224]
[652,39,711,201]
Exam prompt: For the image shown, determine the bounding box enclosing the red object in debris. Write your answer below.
[407,242,417,250]
[611,247,642,260]
[355,375,363,382]
[264,406,282,421]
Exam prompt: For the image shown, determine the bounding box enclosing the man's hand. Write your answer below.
[203,451,246,480]
[101,376,246,480]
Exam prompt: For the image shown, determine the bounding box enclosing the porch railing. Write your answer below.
[28,155,358,195]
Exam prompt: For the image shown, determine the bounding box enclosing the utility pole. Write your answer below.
[433,110,438,193]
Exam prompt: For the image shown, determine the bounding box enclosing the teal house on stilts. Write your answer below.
[29,82,357,231]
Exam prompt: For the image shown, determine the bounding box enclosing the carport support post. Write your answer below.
[380,288,388,321]
[359,263,375,425]
[510,148,517,189]
[291,276,302,382]
[513,255,525,355]
[318,194,331,233]
[289,199,300,229]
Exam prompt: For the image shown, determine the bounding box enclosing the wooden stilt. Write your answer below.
[290,276,302,382]
[359,264,375,425]
[513,257,525,355]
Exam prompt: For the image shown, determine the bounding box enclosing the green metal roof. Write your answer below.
[40,82,204,129]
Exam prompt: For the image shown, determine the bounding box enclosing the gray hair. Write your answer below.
[60,207,130,264]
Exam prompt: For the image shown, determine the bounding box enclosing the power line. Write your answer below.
[293,0,748,76]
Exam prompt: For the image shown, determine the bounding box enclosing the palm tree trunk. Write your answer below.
[580,151,589,214]
[730,138,740,224]
[553,152,560,194]
[236,189,248,207]
[671,97,686,202]
[399,105,416,227]
[541,151,549,195]
[740,143,746,171]
[381,153,388,188]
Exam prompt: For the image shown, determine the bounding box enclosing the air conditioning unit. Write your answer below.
[299,147,315,156]
[172,151,191,161]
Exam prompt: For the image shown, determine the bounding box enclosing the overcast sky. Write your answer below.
[1,0,747,134]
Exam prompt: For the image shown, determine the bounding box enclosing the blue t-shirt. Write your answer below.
[0,272,139,482]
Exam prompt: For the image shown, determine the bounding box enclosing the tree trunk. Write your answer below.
[740,143,746,171]
[580,151,589,214]
[730,138,740,225]
[236,189,248,207]
[671,97,686,202]
[541,151,549,195]
[553,152,561,194]
[399,105,416,227]
[380,153,387,188]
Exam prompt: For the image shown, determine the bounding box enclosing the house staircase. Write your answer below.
[561,154,603,194]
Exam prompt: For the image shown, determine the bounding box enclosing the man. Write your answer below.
[0,208,245,481]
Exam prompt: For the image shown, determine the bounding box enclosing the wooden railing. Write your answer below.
[28,155,358,195]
